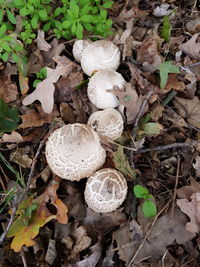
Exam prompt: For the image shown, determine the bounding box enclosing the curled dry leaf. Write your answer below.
[165,74,185,91]
[136,35,163,72]
[7,180,68,252]
[37,30,51,52]
[20,106,59,128]
[177,193,200,233]
[0,75,18,103]
[22,56,74,113]
[1,131,23,143]
[173,96,200,129]
[179,34,200,60]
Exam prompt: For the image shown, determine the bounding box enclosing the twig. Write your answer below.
[20,248,28,267]
[170,156,181,219]
[127,200,171,267]
[162,90,177,107]
[136,141,200,154]
[0,140,45,246]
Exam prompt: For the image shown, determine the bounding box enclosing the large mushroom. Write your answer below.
[87,69,125,109]
[87,108,124,141]
[72,39,92,63]
[45,123,106,181]
[81,40,121,76]
[84,168,127,213]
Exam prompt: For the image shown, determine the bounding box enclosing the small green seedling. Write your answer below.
[161,15,172,42]
[33,67,47,87]
[157,61,180,89]
[133,185,157,218]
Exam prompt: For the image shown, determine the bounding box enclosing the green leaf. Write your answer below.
[76,22,83,39]
[12,53,19,63]
[81,5,91,15]
[0,24,6,37]
[62,20,72,29]
[43,22,51,31]
[157,61,180,88]
[161,16,172,42]
[142,200,157,218]
[133,185,149,199]
[70,0,79,17]
[38,10,47,20]
[23,203,38,226]
[102,1,113,8]
[31,15,38,29]
[13,0,25,8]
[6,10,16,24]
[2,52,9,62]
[142,122,163,135]
[84,22,93,31]
[1,42,12,52]
[113,145,136,180]
[19,7,29,16]
[81,15,93,22]
[0,99,20,134]
[0,9,4,23]
[54,7,62,17]
[71,22,76,33]
[14,44,24,52]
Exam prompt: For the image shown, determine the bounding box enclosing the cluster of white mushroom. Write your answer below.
[45,39,128,213]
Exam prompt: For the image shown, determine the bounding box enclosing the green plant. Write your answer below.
[133,185,157,218]
[161,15,172,42]
[157,61,180,88]
[33,67,47,87]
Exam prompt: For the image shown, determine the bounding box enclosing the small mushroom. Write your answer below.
[88,108,124,141]
[45,123,106,181]
[84,168,127,213]
[72,39,92,63]
[81,40,121,76]
[87,70,125,109]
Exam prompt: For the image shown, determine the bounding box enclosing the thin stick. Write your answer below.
[170,156,181,219]
[0,140,45,245]
[20,248,28,267]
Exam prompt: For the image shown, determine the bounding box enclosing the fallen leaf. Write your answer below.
[1,131,23,143]
[186,17,200,34]
[20,106,58,128]
[165,74,185,91]
[60,103,76,123]
[37,30,51,52]
[136,35,163,72]
[179,34,200,60]
[10,147,32,168]
[173,96,200,129]
[113,145,136,180]
[7,180,68,252]
[22,56,74,113]
[68,239,102,267]
[153,3,172,17]
[108,83,146,124]
[177,193,200,233]
[45,239,57,265]
[157,61,180,89]
[113,208,195,265]
[0,75,18,102]
[193,156,200,177]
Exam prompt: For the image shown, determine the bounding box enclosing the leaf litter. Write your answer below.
[1,0,200,266]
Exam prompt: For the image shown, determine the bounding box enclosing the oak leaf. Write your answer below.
[7,182,68,252]
[179,33,200,60]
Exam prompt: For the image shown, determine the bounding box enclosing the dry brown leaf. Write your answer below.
[1,131,23,143]
[136,35,163,72]
[193,156,200,177]
[0,75,18,102]
[108,83,147,124]
[37,30,51,52]
[165,74,185,91]
[10,147,32,168]
[20,106,58,128]
[177,193,200,233]
[186,17,200,34]
[22,56,74,113]
[113,208,195,265]
[45,239,57,266]
[179,34,200,60]
[173,96,200,129]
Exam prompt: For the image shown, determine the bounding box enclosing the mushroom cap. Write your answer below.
[87,108,124,141]
[45,123,106,181]
[81,40,121,76]
[84,168,127,213]
[87,70,125,109]
[72,39,92,63]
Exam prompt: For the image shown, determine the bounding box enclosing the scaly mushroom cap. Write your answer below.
[81,40,121,76]
[88,108,124,141]
[84,168,127,213]
[87,70,125,109]
[45,123,106,181]
[72,39,92,63]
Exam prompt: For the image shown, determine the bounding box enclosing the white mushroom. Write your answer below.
[87,108,124,141]
[45,123,106,181]
[72,39,92,63]
[84,168,127,213]
[81,40,121,76]
[87,70,125,109]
